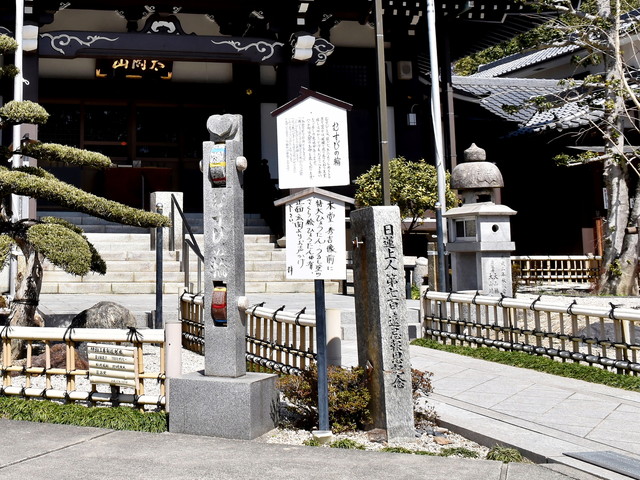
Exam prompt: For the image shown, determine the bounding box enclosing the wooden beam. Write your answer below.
[39,30,334,65]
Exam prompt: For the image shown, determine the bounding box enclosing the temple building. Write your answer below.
[1,1,552,239]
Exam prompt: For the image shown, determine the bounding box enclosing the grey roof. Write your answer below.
[472,8,640,79]
[472,44,579,78]
[452,76,565,124]
[451,75,605,135]
[512,99,604,136]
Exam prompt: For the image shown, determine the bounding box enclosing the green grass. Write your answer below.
[439,447,479,458]
[329,438,366,450]
[0,396,167,432]
[380,446,415,454]
[411,338,640,391]
[303,437,322,447]
[486,445,528,463]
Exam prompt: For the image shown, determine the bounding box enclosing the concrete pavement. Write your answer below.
[26,292,640,479]
[0,418,585,480]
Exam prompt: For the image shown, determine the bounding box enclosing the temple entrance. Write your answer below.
[37,94,217,212]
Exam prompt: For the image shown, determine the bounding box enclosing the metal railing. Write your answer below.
[420,289,640,374]
[0,327,167,409]
[512,255,602,285]
[169,194,204,293]
[179,293,317,375]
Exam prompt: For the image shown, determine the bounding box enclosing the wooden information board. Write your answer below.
[88,343,138,389]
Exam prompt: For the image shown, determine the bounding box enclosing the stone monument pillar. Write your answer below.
[202,114,247,378]
[351,206,416,443]
[168,115,277,440]
[445,144,516,296]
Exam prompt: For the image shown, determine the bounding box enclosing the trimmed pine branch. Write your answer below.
[41,216,107,274]
[27,223,91,276]
[21,143,112,169]
[0,234,14,269]
[0,65,19,80]
[0,101,49,128]
[0,167,170,228]
[0,35,18,54]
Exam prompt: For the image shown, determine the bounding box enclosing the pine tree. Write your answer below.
[0,34,169,357]
[522,0,640,295]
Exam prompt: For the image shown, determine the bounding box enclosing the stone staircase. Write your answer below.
[39,212,341,295]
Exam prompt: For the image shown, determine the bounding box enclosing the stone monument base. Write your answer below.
[168,371,278,440]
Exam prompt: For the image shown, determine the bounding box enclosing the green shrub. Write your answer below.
[354,157,458,232]
[329,438,365,450]
[0,397,167,432]
[302,437,322,447]
[278,366,438,433]
[485,445,526,463]
[277,365,371,433]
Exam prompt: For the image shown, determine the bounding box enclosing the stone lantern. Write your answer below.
[445,144,516,296]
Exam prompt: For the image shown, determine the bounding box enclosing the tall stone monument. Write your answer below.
[351,206,416,442]
[168,115,277,440]
[445,143,516,296]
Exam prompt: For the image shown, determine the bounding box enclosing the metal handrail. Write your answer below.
[170,194,203,292]
[170,194,203,260]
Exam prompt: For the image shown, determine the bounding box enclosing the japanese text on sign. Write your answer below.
[275,96,350,189]
[87,343,138,389]
[285,195,346,280]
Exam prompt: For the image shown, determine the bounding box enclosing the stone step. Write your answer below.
[42,271,186,283]
[41,282,187,295]
[244,260,286,272]
[39,212,271,235]
[97,251,181,262]
[43,260,184,273]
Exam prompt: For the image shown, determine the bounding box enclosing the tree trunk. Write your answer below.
[595,0,639,295]
[7,243,44,359]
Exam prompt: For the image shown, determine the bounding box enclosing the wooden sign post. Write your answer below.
[272,89,353,435]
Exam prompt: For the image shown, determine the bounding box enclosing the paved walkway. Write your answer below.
[25,292,640,479]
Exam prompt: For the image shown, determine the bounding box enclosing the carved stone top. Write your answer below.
[451,143,503,191]
[207,114,241,143]
[464,143,486,162]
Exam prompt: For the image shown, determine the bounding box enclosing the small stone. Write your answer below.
[311,430,333,445]
[367,428,388,443]
[434,436,452,445]
[31,343,89,371]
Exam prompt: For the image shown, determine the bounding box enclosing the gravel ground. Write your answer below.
[256,426,491,457]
